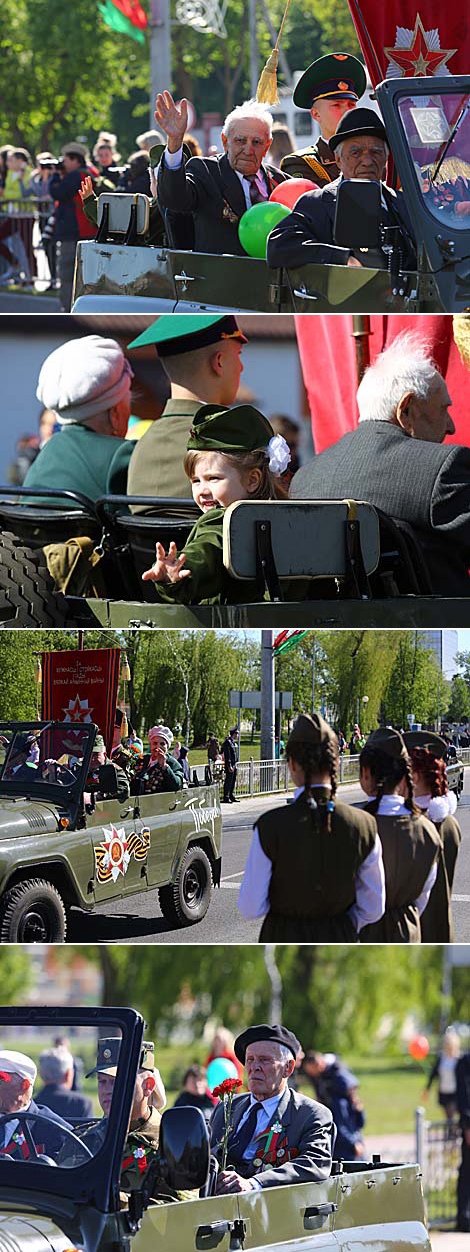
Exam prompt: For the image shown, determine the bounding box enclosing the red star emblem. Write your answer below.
[62,693,93,722]
[385,15,457,77]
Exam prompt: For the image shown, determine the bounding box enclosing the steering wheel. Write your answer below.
[0,1111,94,1164]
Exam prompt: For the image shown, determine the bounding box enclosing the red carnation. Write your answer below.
[213,1078,242,1168]
[213,1078,242,1099]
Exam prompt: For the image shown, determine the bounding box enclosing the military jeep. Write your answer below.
[72,75,470,315]
[0,486,469,629]
[0,720,222,942]
[0,1004,432,1252]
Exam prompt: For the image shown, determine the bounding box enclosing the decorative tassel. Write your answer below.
[121,654,131,683]
[256,0,293,106]
[121,710,129,739]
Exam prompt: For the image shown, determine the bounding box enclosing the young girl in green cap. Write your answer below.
[142,402,290,604]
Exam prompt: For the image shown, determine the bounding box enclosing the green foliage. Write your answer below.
[383,634,448,728]
[446,674,470,722]
[0,950,33,1000]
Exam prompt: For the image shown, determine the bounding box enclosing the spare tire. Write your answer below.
[0,531,70,627]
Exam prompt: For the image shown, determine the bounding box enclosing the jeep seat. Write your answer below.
[96,193,150,246]
[0,486,100,548]
[95,496,200,599]
[223,499,381,600]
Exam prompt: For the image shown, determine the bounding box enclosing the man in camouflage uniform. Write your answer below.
[281,53,366,187]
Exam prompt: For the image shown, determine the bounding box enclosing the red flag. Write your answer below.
[112,0,148,29]
[41,648,121,757]
[347,3,469,87]
[296,314,470,453]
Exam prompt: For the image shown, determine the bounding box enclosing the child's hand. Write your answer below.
[79,174,94,202]
[142,541,192,584]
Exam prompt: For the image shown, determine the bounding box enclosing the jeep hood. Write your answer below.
[0,1211,75,1251]
[0,799,61,839]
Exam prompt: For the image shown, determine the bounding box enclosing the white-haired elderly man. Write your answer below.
[210,1024,333,1194]
[0,1049,70,1161]
[288,331,470,595]
[154,92,289,255]
[267,107,416,271]
[36,1047,93,1122]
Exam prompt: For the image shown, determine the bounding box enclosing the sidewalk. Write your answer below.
[431,1234,468,1251]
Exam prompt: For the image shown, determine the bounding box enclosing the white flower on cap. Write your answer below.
[267,434,291,476]
[0,1049,37,1085]
[36,335,133,426]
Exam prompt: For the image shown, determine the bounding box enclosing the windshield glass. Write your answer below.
[0,1022,123,1170]
[0,723,93,791]
[398,90,470,227]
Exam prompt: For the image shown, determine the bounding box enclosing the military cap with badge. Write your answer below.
[128,313,247,355]
[293,53,367,110]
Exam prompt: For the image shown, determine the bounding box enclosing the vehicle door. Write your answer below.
[134,1192,240,1252]
[86,796,150,902]
[137,789,183,886]
[237,1176,341,1252]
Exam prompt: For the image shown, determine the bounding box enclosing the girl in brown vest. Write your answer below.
[403,730,460,942]
[238,713,385,943]
[359,728,446,943]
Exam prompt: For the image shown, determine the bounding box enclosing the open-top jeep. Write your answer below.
[0,486,469,629]
[0,1005,432,1252]
[72,76,470,315]
[0,720,221,942]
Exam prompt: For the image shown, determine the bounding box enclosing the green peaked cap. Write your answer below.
[187,403,274,455]
[127,314,247,354]
[293,53,366,110]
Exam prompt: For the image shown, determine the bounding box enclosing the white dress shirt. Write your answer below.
[238,786,386,932]
[231,1092,283,1190]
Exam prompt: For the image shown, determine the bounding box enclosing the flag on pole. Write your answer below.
[346,2,470,87]
[273,630,309,656]
[99,0,148,43]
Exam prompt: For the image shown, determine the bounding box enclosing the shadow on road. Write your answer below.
[67,908,175,941]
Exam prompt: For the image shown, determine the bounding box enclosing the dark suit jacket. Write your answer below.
[0,1097,70,1160]
[210,1085,333,1187]
[290,421,470,596]
[266,175,416,269]
[35,1083,93,1122]
[222,735,237,770]
[157,151,288,255]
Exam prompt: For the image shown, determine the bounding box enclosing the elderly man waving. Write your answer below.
[155,92,288,255]
[210,1023,333,1193]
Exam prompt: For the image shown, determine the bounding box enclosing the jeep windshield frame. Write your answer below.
[0,1006,144,1212]
[377,74,470,310]
[0,721,98,824]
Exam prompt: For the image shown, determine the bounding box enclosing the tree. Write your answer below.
[383,634,448,728]
[446,674,470,722]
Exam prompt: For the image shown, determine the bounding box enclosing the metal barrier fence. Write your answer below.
[193,749,468,799]
[416,1108,462,1230]
[0,197,52,280]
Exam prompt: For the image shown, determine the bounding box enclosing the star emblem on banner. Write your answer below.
[101,825,130,881]
[62,693,93,722]
[385,14,457,77]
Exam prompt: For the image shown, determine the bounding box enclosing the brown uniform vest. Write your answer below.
[257,789,377,943]
[361,807,441,943]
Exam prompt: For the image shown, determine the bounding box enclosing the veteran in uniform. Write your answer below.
[127,314,247,510]
[359,728,445,943]
[238,713,385,942]
[403,729,460,943]
[281,53,366,186]
[210,1023,333,1193]
[86,733,131,804]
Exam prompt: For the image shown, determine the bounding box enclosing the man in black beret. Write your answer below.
[267,107,416,271]
[281,53,366,187]
[210,1023,333,1192]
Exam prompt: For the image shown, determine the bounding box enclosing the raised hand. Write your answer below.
[79,174,94,202]
[142,541,192,584]
[154,91,188,153]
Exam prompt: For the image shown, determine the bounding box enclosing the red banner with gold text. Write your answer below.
[41,649,121,756]
[347,3,470,86]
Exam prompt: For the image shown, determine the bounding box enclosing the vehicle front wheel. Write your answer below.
[0,879,67,942]
[158,845,213,926]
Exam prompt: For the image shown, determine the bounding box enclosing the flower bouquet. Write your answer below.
[212,1077,242,1169]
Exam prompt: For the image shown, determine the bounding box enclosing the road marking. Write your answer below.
[221,871,244,881]
[452,894,470,902]
[220,882,242,889]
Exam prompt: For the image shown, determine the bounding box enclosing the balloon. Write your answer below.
[408,1035,430,1061]
[206,1057,238,1091]
[270,179,318,209]
[238,202,291,259]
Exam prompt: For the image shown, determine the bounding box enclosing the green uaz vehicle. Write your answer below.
[0,1005,432,1252]
[72,76,470,315]
[0,721,222,943]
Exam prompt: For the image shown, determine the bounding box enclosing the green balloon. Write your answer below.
[238,201,291,259]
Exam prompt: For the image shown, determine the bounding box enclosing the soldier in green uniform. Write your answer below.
[127,315,248,510]
[281,53,366,187]
[238,713,386,942]
[141,402,291,606]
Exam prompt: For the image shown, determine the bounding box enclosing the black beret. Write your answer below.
[234,1024,300,1063]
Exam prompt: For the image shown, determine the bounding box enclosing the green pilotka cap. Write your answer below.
[364,727,408,759]
[293,53,366,110]
[287,712,337,753]
[403,730,448,760]
[187,403,274,454]
[127,314,247,353]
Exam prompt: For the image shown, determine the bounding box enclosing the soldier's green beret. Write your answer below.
[286,712,338,754]
[187,402,274,454]
[127,314,247,354]
[364,727,408,759]
[86,1036,155,1077]
[293,53,366,110]
[403,730,448,760]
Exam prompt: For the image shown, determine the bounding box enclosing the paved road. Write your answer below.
[68,771,470,944]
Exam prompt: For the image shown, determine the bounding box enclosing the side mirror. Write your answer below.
[159,1106,210,1191]
[97,763,119,798]
[333,179,382,249]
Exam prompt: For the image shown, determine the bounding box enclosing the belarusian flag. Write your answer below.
[273,630,310,656]
[99,0,148,43]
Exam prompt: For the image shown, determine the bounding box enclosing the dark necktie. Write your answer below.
[227,1101,263,1160]
[248,176,266,206]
